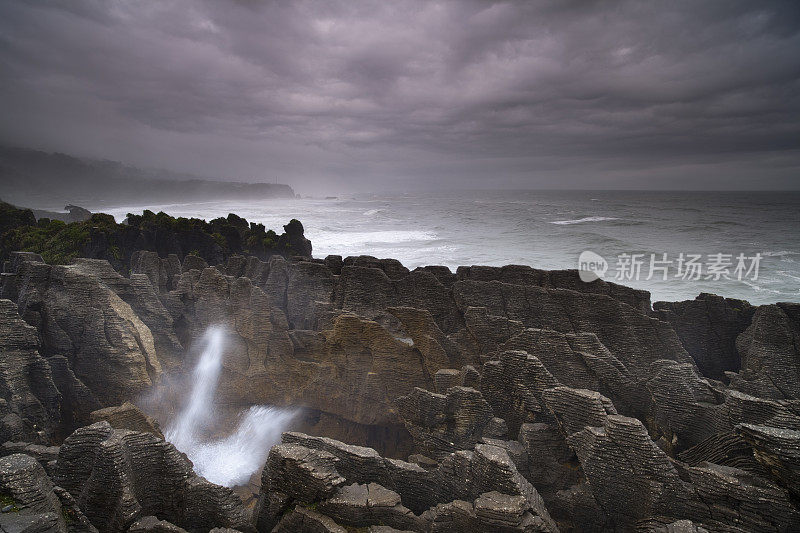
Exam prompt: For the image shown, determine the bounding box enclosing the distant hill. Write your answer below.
[0,145,295,208]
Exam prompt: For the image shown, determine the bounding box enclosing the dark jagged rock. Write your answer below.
[45,355,101,440]
[686,462,800,532]
[181,254,209,273]
[317,482,425,531]
[737,423,800,498]
[387,307,464,373]
[517,423,580,498]
[286,260,335,329]
[54,422,252,533]
[646,358,800,452]
[262,443,346,504]
[131,250,170,292]
[653,293,755,380]
[62,205,92,223]
[645,360,727,451]
[544,385,800,531]
[343,256,409,280]
[279,219,312,258]
[481,350,559,436]
[271,506,347,533]
[256,432,558,533]
[0,299,61,444]
[497,329,647,420]
[452,281,693,379]
[730,303,800,400]
[65,258,184,368]
[677,431,767,475]
[0,442,60,476]
[0,454,64,531]
[460,306,524,356]
[0,453,95,533]
[128,516,189,533]
[335,265,461,335]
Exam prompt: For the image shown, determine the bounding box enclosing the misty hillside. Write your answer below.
[0,145,295,209]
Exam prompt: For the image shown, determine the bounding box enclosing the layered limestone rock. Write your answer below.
[0,453,95,533]
[646,359,800,452]
[0,299,61,443]
[54,421,252,532]
[395,386,498,459]
[2,245,800,531]
[10,258,162,406]
[653,293,755,380]
[545,386,800,531]
[454,265,652,313]
[737,423,800,499]
[255,431,558,533]
[89,402,164,438]
[451,280,693,375]
[730,303,800,400]
[0,251,706,451]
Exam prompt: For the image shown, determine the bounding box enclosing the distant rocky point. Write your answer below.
[0,145,295,207]
[0,200,311,271]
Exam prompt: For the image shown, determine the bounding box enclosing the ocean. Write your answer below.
[96,190,800,305]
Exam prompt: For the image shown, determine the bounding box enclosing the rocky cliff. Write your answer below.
[0,201,312,271]
[0,241,799,532]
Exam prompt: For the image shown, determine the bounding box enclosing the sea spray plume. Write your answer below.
[165,325,226,451]
[164,325,297,487]
[184,405,297,487]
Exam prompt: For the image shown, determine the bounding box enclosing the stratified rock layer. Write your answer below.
[255,431,558,532]
[1,245,800,531]
[54,422,252,533]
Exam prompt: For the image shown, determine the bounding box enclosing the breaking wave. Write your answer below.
[551,216,621,225]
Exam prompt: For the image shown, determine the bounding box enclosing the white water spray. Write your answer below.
[164,326,296,487]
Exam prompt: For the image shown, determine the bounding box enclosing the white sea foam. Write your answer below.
[550,216,620,225]
[164,326,296,487]
[777,271,800,282]
[763,250,799,257]
[312,230,438,255]
[740,278,781,294]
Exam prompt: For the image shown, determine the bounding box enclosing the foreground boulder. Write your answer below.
[0,453,95,533]
[54,422,252,532]
[255,432,559,532]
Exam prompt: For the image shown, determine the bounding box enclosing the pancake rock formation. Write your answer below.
[0,237,798,531]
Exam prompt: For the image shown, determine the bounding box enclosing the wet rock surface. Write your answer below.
[0,246,798,531]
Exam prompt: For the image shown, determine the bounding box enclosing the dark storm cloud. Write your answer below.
[0,0,798,191]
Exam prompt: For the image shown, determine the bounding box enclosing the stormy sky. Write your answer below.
[1,1,799,192]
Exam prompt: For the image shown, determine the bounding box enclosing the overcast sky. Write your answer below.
[1,1,798,192]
